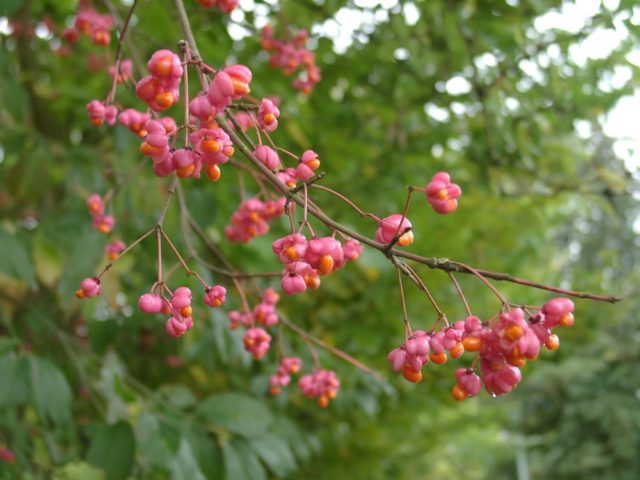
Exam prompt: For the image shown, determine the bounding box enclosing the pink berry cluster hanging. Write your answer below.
[388,300,575,400]
[260,25,321,94]
[69,4,114,46]
[225,197,287,243]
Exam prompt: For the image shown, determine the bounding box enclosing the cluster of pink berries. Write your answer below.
[298,369,340,408]
[226,289,280,358]
[164,287,195,338]
[86,100,117,127]
[119,109,153,137]
[140,120,231,179]
[136,50,183,112]
[243,328,272,360]
[108,59,133,84]
[258,98,280,132]
[227,288,279,330]
[224,197,286,243]
[273,149,321,188]
[64,6,114,47]
[273,234,363,295]
[105,240,126,261]
[137,284,226,338]
[226,288,341,406]
[86,194,114,234]
[253,147,321,185]
[269,357,302,395]
[387,298,575,400]
[260,26,321,94]
[196,0,239,13]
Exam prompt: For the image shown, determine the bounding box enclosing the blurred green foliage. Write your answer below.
[0,0,638,479]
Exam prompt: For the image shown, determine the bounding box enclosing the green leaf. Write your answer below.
[29,356,72,425]
[32,233,63,288]
[52,461,106,480]
[135,412,173,470]
[182,426,222,479]
[222,439,266,480]
[196,393,273,438]
[249,433,297,477]
[0,227,36,289]
[169,438,207,480]
[86,421,135,480]
[0,355,29,407]
[162,385,197,410]
[96,352,132,422]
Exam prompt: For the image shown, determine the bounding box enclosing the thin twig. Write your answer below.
[156,177,178,225]
[97,228,154,279]
[448,272,472,317]
[105,0,139,103]
[396,267,412,339]
[311,184,380,221]
[102,0,144,74]
[280,316,385,381]
[173,0,201,59]
[160,228,209,288]
[217,115,622,303]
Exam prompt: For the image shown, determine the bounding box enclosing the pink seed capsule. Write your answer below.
[375,214,414,246]
[138,293,163,314]
[426,172,461,214]
[204,285,227,308]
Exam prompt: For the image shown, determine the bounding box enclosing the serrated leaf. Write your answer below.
[169,438,207,480]
[249,433,297,477]
[29,356,72,425]
[136,412,173,469]
[86,421,135,480]
[182,426,222,479]
[222,439,266,480]
[196,393,273,438]
[96,352,133,423]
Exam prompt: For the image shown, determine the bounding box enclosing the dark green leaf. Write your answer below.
[249,433,297,477]
[222,439,266,480]
[169,438,207,480]
[29,356,73,425]
[86,421,135,480]
[196,393,273,438]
